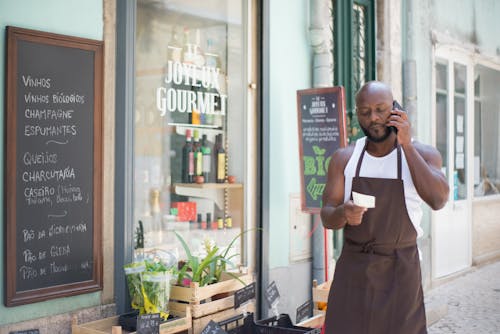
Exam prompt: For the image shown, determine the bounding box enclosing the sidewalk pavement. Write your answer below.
[425,260,500,334]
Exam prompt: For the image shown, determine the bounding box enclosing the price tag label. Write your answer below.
[234,282,256,309]
[265,281,280,307]
[137,313,160,334]
[200,320,227,334]
[296,300,313,324]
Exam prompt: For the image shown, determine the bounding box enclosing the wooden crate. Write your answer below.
[312,279,332,316]
[170,271,254,319]
[191,300,255,334]
[72,304,191,334]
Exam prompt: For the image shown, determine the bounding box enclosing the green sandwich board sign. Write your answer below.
[296,86,348,213]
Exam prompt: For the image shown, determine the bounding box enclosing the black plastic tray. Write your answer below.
[217,313,321,334]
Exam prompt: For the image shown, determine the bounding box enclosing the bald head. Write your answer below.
[355,81,393,107]
[355,81,396,142]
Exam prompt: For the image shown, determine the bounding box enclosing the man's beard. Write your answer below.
[360,123,392,143]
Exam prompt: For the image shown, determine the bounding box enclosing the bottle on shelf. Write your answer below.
[225,216,232,229]
[182,129,194,183]
[167,28,182,62]
[204,213,211,230]
[182,27,195,64]
[205,38,219,69]
[215,134,226,183]
[195,214,202,231]
[213,217,221,230]
[193,29,205,67]
[193,130,203,178]
[149,188,162,245]
[201,134,212,182]
[217,217,224,230]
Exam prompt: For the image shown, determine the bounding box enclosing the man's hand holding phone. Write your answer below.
[388,100,411,146]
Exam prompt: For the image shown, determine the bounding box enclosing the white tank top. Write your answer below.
[344,137,424,238]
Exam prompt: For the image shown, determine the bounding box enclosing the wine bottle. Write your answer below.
[182,27,195,64]
[182,129,194,183]
[205,38,219,68]
[201,134,211,182]
[167,28,182,62]
[215,134,226,183]
[193,130,202,177]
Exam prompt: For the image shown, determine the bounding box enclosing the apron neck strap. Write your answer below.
[355,139,403,180]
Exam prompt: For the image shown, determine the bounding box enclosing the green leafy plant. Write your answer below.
[174,229,255,287]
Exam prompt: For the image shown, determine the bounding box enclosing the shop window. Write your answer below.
[453,63,467,200]
[473,65,500,197]
[434,59,468,201]
[133,1,247,266]
[435,61,448,180]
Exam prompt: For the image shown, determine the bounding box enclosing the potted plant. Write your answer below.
[174,230,245,288]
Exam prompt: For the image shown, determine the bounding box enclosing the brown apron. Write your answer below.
[324,141,427,334]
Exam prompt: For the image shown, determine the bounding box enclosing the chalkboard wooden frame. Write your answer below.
[296,87,347,213]
[5,26,103,306]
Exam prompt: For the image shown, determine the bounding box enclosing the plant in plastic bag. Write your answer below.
[124,261,146,311]
[141,269,172,320]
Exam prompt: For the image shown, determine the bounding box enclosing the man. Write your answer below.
[320,81,449,334]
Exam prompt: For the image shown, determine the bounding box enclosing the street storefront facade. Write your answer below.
[2,0,500,333]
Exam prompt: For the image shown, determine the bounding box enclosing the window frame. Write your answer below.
[333,0,376,142]
[432,45,500,203]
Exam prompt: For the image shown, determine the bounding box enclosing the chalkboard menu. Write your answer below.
[295,299,313,324]
[200,320,227,334]
[234,282,256,309]
[137,313,161,334]
[265,281,280,308]
[5,26,103,306]
[296,87,347,213]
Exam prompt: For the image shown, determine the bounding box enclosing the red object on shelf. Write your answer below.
[171,202,197,222]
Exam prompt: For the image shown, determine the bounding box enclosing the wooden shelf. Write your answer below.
[172,124,223,142]
[174,182,242,189]
[173,183,242,208]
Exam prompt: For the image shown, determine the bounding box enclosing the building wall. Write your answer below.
[0,0,113,329]
[429,0,500,265]
[411,0,500,276]
[266,0,313,317]
[473,201,500,263]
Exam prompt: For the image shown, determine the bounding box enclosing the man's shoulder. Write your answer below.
[411,140,441,160]
[332,143,356,168]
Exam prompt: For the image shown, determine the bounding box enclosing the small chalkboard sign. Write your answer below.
[234,282,256,309]
[200,320,227,334]
[9,329,40,334]
[265,281,280,307]
[296,87,347,213]
[296,300,313,324]
[5,26,103,306]
[137,313,160,334]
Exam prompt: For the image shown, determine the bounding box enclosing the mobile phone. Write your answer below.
[390,100,405,134]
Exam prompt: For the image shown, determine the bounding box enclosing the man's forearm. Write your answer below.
[320,204,347,230]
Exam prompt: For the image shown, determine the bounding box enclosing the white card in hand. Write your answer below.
[352,191,376,208]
